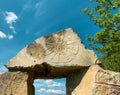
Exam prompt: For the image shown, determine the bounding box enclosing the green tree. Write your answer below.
[83,0,120,72]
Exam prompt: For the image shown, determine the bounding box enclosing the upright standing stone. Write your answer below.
[0,71,34,95]
[72,65,120,95]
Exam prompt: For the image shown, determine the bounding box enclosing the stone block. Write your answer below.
[72,65,120,95]
[0,71,34,95]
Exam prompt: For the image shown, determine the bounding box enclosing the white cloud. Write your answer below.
[0,31,13,40]
[0,31,7,38]
[47,89,65,95]
[35,1,43,9]
[34,79,65,88]
[33,79,45,88]
[34,83,44,88]
[23,0,33,10]
[38,88,46,92]
[8,35,13,39]
[37,88,65,95]
[9,26,16,33]
[35,79,45,82]
[35,1,46,17]
[5,11,18,33]
[34,79,66,95]
[0,65,8,72]
[5,11,18,24]
[20,1,45,17]
[45,79,64,87]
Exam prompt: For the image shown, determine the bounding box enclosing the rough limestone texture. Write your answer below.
[5,28,100,78]
[0,71,34,95]
[72,65,120,95]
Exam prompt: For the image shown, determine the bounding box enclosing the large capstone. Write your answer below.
[5,28,100,79]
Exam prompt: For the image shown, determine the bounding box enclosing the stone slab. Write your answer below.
[5,28,100,78]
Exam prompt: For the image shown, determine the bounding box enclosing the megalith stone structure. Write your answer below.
[0,28,119,95]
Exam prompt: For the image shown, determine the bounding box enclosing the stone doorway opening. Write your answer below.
[33,78,66,95]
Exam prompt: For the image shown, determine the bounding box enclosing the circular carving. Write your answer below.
[45,31,79,63]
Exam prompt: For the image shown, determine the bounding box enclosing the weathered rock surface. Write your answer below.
[0,72,4,75]
[72,65,120,95]
[1,66,119,95]
[0,71,34,95]
[5,28,100,78]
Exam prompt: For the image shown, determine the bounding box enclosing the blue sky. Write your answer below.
[0,0,100,95]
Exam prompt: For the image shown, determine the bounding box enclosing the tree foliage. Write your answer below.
[83,0,120,72]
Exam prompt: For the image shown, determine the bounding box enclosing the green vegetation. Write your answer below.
[83,0,120,72]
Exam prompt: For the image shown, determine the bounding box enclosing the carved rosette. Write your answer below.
[45,30,79,63]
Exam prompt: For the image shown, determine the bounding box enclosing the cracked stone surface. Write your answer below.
[5,28,100,78]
